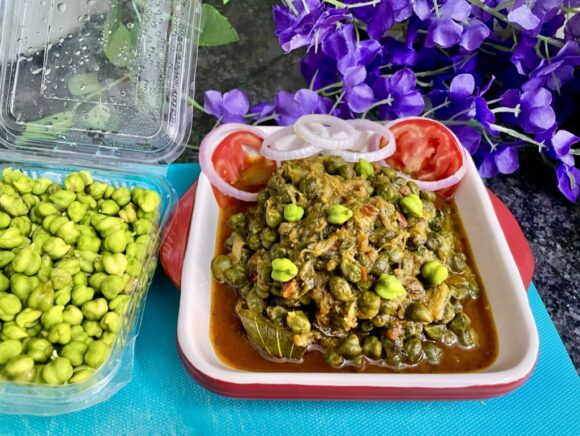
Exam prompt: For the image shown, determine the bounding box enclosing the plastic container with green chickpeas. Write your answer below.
[0,0,200,415]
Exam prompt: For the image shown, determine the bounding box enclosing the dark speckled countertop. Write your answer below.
[179,0,579,372]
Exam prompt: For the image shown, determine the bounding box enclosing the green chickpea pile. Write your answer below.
[0,168,160,385]
[212,157,483,371]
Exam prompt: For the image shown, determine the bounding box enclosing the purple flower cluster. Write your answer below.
[202,0,580,202]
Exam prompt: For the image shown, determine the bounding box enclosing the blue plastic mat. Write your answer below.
[1,164,578,435]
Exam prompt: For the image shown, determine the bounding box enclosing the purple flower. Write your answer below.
[250,102,275,120]
[272,0,349,53]
[501,88,556,134]
[511,35,541,75]
[301,50,339,90]
[556,164,580,202]
[204,89,250,124]
[371,68,424,119]
[478,147,520,178]
[424,0,490,51]
[539,129,580,166]
[523,41,580,92]
[322,24,381,73]
[343,66,374,113]
[507,4,541,32]
[274,89,332,125]
[450,125,482,154]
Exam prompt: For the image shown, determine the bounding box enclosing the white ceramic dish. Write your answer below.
[177,126,539,400]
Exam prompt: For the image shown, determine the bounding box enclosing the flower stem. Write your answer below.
[253,113,280,125]
[467,0,564,48]
[323,0,381,8]
[188,97,206,113]
[330,91,346,113]
[317,81,344,94]
[490,124,547,152]
[423,98,450,117]
[491,105,520,117]
[432,0,440,18]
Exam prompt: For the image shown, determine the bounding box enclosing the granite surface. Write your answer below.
[179,0,579,372]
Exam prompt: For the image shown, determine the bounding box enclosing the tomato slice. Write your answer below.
[385,118,463,195]
[211,131,276,208]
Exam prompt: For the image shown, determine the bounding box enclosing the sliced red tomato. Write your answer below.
[211,131,276,209]
[384,118,464,196]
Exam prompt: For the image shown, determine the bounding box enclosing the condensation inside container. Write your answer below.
[2,0,192,154]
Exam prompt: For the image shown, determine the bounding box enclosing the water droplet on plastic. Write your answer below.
[127,22,135,30]
[57,3,66,12]
[30,66,43,75]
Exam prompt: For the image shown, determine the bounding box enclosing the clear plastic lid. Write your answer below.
[0,0,200,166]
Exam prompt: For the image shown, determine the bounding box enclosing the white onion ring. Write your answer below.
[199,123,266,202]
[380,116,467,191]
[330,119,397,163]
[294,114,357,150]
[261,126,321,160]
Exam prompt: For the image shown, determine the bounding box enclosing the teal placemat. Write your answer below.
[1,164,578,435]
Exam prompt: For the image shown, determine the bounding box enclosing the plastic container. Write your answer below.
[0,0,200,415]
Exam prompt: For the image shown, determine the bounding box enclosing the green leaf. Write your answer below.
[102,4,138,68]
[235,300,306,360]
[84,104,115,131]
[198,4,239,47]
[68,73,101,97]
[18,112,74,143]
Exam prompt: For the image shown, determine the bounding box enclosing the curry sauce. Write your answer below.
[209,157,498,373]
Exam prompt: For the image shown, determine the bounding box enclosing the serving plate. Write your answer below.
[175,126,539,400]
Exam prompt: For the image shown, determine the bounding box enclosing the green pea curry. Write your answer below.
[210,157,498,373]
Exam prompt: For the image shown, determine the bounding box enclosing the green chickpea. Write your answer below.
[423,342,443,364]
[100,311,121,333]
[67,201,88,223]
[70,325,89,343]
[0,251,15,268]
[421,260,449,285]
[42,237,71,259]
[55,221,80,245]
[12,247,42,276]
[103,230,128,253]
[10,216,32,237]
[49,190,76,210]
[0,194,29,217]
[41,305,64,329]
[424,324,446,341]
[406,303,433,323]
[337,334,363,358]
[77,235,101,253]
[82,298,108,321]
[15,308,42,328]
[326,204,353,225]
[48,322,71,345]
[72,284,95,307]
[0,292,22,321]
[109,295,130,315]
[0,212,10,229]
[32,178,53,195]
[87,182,108,200]
[88,272,108,291]
[100,199,120,216]
[340,258,362,283]
[374,274,407,300]
[260,227,277,249]
[355,158,374,178]
[224,265,247,287]
[84,340,110,368]
[283,204,305,222]
[270,258,298,282]
[62,305,84,326]
[137,190,161,213]
[0,339,23,364]
[265,208,283,228]
[70,368,94,383]
[448,312,471,334]
[42,357,73,385]
[112,187,131,207]
[50,268,72,290]
[26,338,53,363]
[60,341,88,366]
[78,171,93,185]
[403,336,423,364]
[400,193,423,218]
[358,291,381,319]
[133,218,152,236]
[27,282,55,311]
[329,276,356,302]
[0,227,23,249]
[0,272,8,292]
[286,310,311,334]
[119,203,138,223]
[362,336,383,359]
[3,355,35,382]
[2,321,28,340]
[102,253,128,276]
[63,173,85,193]
[10,274,39,302]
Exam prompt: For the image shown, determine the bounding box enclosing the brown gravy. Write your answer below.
[210,203,498,373]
